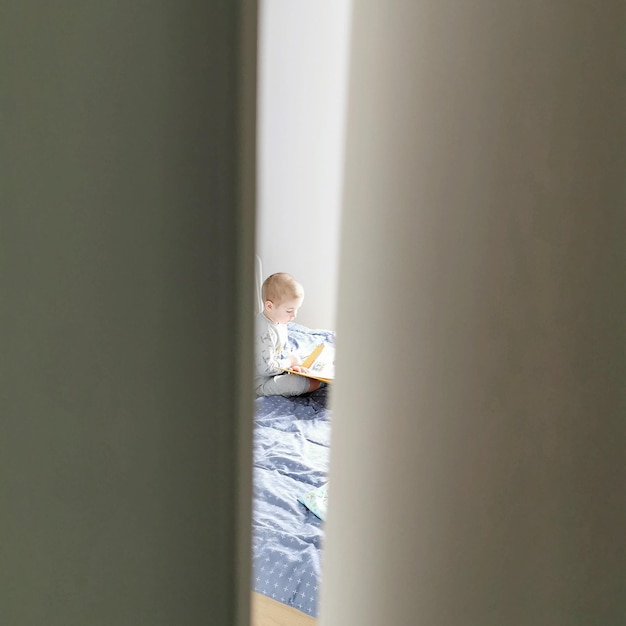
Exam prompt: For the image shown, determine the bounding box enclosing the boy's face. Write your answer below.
[265,297,303,325]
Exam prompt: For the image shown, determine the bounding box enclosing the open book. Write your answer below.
[281,343,335,383]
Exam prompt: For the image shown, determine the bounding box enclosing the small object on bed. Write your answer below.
[298,483,329,521]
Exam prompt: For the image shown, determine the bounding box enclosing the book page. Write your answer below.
[306,344,335,380]
[281,343,335,382]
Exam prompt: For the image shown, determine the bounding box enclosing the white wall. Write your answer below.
[321,1,624,625]
[256,0,351,330]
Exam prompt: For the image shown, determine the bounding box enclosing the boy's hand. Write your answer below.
[291,365,310,374]
[287,354,301,368]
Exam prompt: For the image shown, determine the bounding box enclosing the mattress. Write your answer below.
[251,323,333,618]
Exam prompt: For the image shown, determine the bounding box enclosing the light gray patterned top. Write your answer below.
[254,312,298,388]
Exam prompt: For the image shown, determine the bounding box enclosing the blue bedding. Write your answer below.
[251,323,334,618]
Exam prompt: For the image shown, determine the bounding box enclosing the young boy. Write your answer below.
[254,272,322,397]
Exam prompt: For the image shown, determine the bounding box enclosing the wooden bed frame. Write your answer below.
[255,255,265,315]
[251,592,316,626]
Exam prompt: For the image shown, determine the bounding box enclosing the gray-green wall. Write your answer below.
[1,2,255,624]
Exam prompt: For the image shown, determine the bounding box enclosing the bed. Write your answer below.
[250,321,334,625]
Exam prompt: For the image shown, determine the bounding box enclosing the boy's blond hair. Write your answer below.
[262,273,304,305]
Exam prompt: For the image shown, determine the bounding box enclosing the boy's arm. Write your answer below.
[254,327,298,376]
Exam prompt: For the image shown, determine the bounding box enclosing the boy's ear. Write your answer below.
[265,300,274,310]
